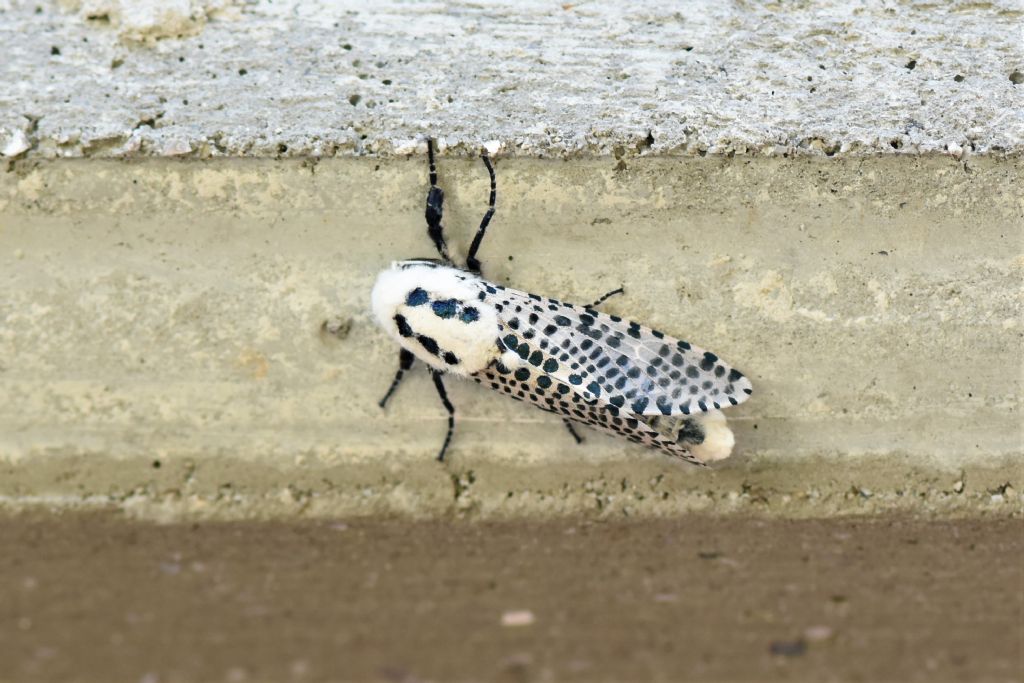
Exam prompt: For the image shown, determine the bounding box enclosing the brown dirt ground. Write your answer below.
[0,513,1021,682]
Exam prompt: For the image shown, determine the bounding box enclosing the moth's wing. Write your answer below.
[490,285,752,416]
[472,364,707,466]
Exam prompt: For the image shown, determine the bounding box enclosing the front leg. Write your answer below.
[379,348,415,408]
[431,370,456,462]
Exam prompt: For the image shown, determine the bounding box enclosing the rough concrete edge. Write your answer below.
[1,454,1019,523]
[2,126,1018,163]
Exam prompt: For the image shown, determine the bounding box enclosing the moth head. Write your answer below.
[371,262,500,376]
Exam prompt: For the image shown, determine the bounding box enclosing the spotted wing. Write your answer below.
[471,364,706,466]
[487,284,752,416]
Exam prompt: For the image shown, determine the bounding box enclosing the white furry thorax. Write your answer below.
[371,261,501,376]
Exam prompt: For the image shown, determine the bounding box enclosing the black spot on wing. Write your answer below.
[656,396,672,415]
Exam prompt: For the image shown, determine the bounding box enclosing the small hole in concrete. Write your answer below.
[890,138,903,149]
[152,460,161,469]
[50,46,60,55]
[382,79,392,85]
[349,94,361,106]
[1010,71,1024,85]
[342,43,352,50]
[953,74,965,82]
[905,59,917,70]
[321,317,353,341]
[278,143,288,153]
[238,68,248,76]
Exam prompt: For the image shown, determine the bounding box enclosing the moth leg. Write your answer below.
[465,149,496,274]
[430,370,456,462]
[584,286,625,309]
[424,138,451,262]
[378,348,415,409]
[562,418,584,445]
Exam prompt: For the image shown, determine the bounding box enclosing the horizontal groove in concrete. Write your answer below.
[1,154,1021,518]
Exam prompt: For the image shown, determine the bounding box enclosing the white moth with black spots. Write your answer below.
[371,139,753,466]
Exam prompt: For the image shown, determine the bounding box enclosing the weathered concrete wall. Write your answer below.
[2,0,1023,159]
[1,155,1020,518]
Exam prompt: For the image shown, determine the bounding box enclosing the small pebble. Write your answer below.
[804,625,834,642]
[770,639,807,657]
[501,610,535,627]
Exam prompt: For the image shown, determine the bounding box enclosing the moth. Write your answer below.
[371,139,753,466]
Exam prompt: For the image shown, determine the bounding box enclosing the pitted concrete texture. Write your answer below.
[0,154,1020,518]
[2,0,1023,160]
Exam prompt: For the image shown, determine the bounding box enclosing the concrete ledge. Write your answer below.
[2,0,1023,159]
[1,155,1020,518]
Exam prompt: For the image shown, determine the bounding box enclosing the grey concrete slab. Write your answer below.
[1,0,1022,159]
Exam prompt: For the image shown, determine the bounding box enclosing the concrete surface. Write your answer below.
[1,0,1021,519]
[1,154,1020,518]
[1,513,1021,682]
[2,0,1023,160]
